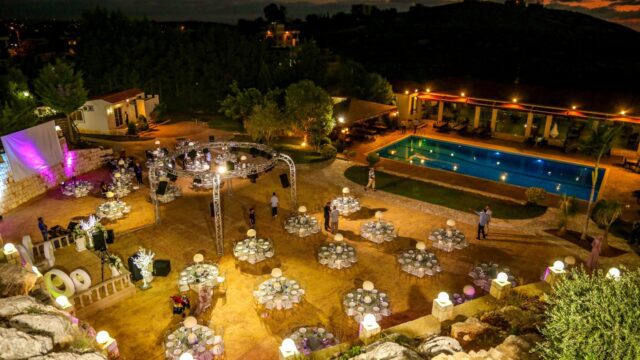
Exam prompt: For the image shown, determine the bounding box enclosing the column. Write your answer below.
[543,115,553,138]
[473,106,481,129]
[490,108,498,132]
[437,101,444,123]
[524,112,534,138]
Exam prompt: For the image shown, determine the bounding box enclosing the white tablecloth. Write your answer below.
[284,215,320,237]
[253,277,304,310]
[361,220,397,244]
[343,288,391,323]
[164,324,224,360]
[317,243,357,269]
[233,238,274,264]
[397,249,442,278]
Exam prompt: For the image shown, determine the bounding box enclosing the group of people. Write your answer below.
[323,202,340,234]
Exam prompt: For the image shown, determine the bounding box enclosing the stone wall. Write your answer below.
[0,148,113,214]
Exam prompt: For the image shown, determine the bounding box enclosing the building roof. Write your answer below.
[333,98,397,126]
[90,88,144,104]
[394,78,639,120]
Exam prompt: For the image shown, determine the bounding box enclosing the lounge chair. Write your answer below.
[623,157,640,170]
[436,123,452,133]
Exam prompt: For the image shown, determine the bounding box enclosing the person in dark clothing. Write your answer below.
[38,217,48,241]
[323,201,331,231]
[134,161,143,185]
[249,207,256,229]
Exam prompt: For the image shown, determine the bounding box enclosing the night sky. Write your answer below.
[2,0,639,31]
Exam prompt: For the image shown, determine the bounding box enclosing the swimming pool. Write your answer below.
[377,136,605,201]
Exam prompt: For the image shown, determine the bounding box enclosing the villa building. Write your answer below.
[396,85,640,156]
[74,88,159,135]
[264,22,300,48]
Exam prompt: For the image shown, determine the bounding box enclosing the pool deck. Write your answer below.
[349,125,640,220]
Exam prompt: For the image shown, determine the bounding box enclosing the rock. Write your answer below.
[493,335,541,360]
[0,264,38,296]
[353,341,423,360]
[29,353,107,360]
[450,318,494,343]
[10,313,74,345]
[0,296,60,319]
[418,335,462,358]
[0,327,53,359]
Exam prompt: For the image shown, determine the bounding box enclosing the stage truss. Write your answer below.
[148,141,296,256]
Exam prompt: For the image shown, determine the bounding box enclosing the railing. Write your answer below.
[32,235,75,258]
[71,270,135,317]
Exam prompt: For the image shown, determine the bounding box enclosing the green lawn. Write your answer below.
[344,166,547,220]
[207,116,245,133]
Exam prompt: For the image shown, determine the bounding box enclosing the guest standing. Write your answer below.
[330,206,340,234]
[100,181,109,196]
[134,161,143,185]
[484,205,493,235]
[473,209,489,240]
[38,217,48,241]
[587,236,602,270]
[248,207,256,229]
[323,202,331,231]
[413,119,419,134]
[270,192,279,219]
[365,167,376,191]
[401,121,407,134]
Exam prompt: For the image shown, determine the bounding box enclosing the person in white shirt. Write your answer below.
[484,205,493,235]
[270,192,279,219]
[365,167,376,191]
[330,206,340,234]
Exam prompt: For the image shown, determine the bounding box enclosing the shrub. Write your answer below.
[320,144,337,159]
[536,266,640,359]
[366,152,380,166]
[334,139,345,153]
[320,136,332,146]
[525,187,546,205]
[346,150,357,159]
[138,115,149,131]
[127,121,137,135]
[558,195,578,235]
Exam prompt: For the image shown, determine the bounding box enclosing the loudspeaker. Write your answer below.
[167,173,177,182]
[209,135,215,142]
[93,231,107,251]
[106,229,115,244]
[279,173,290,188]
[156,181,168,195]
[153,259,171,276]
[209,201,215,217]
[249,173,258,183]
[226,161,235,171]
[250,147,258,157]
[193,178,202,184]
[128,255,143,281]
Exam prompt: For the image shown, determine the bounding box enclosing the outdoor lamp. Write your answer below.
[216,165,226,174]
[552,261,565,272]
[334,233,344,242]
[183,316,197,329]
[279,338,299,359]
[179,353,194,360]
[338,116,345,123]
[607,267,621,280]
[416,241,426,250]
[55,125,62,131]
[432,291,454,322]
[55,295,72,309]
[247,229,257,238]
[154,140,160,145]
[342,187,350,194]
[362,281,375,291]
[3,243,17,254]
[193,253,204,264]
[271,268,283,278]
[545,260,566,286]
[359,313,381,342]
[491,272,511,300]
[96,331,111,345]
[3,243,19,265]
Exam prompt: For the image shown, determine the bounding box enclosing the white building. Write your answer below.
[74,88,159,135]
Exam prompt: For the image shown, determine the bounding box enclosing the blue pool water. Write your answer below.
[377,136,605,201]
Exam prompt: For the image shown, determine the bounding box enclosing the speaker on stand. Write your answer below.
[156,181,168,195]
[279,173,290,188]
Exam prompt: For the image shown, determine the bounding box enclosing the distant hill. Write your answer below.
[305,2,640,96]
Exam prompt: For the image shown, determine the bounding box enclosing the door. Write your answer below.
[114,108,123,127]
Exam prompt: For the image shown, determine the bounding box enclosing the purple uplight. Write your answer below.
[63,148,77,178]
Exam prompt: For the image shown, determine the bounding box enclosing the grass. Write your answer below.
[344,165,548,220]
[206,115,245,133]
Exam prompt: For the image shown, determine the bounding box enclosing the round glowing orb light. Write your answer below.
[437,292,450,303]
[552,260,565,272]
[247,229,257,238]
[271,268,283,278]
[334,233,344,242]
[216,165,227,174]
[55,295,71,308]
[298,206,307,213]
[416,241,426,250]
[463,285,476,297]
[3,243,17,254]
[179,353,194,360]
[362,281,375,291]
[342,187,350,194]
[96,331,110,345]
[362,313,378,327]
[607,267,621,280]
[183,316,198,328]
[281,338,297,353]
[193,254,204,263]
[375,211,383,219]
[496,272,508,283]
[446,219,456,227]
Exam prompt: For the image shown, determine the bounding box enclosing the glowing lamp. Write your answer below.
[426,88,431,93]
[446,219,456,227]
[247,229,257,238]
[375,211,383,220]
[193,254,204,263]
[216,165,227,174]
[298,206,307,213]
[31,266,42,277]
[607,267,621,280]
[404,90,409,95]
[571,105,577,110]
[183,316,197,328]
[362,313,378,328]
[362,281,375,291]
[114,172,121,178]
[55,295,72,309]
[154,140,160,145]
[96,331,111,345]
[106,191,114,198]
[179,353,194,360]
[55,125,62,131]
[280,338,299,358]
[271,268,283,278]
[512,98,518,103]
[240,155,247,161]
[334,233,344,242]
[500,174,507,181]
[496,272,508,283]
[188,142,194,146]
[460,92,466,97]
[437,292,449,303]
[342,187,350,194]
[552,261,565,272]
[3,243,17,254]
[338,116,345,123]
[620,110,627,116]
[416,241,426,250]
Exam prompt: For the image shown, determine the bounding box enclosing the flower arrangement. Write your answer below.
[107,254,123,270]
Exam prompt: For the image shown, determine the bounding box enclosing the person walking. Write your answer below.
[484,205,493,235]
[413,119,419,134]
[330,206,340,234]
[323,202,331,231]
[248,207,256,229]
[365,167,376,191]
[270,192,279,219]
[473,208,489,240]
[401,121,407,134]
[587,236,603,270]
[38,217,48,241]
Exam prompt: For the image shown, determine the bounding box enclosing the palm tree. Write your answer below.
[577,126,622,240]
[557,195,578,236]
[593,199,622,251]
